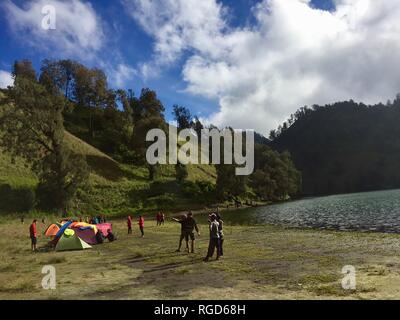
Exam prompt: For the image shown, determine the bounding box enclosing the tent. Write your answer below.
[55,220,73,239]
[72,227,98,245]
[97,223,113,237]
[44,223,61,237]
[55,229,92,252]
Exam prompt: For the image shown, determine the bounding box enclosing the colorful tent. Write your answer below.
[55,220,73,239]
[72,227,98,245]
[55,229,92,252]
[96,223,113,237]
[44,223,61,237]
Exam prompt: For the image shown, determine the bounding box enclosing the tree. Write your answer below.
[192,116,204,138]
[176,161,188,183]
[12,60,36,81]
[173,105,192,129]
[0,72,89,213]
[39,59,78,99]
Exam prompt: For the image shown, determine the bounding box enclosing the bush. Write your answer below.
[0,184,36,213]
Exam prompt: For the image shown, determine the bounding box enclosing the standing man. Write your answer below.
[138,215,145,238]
[160,212,165,226]
[29,219,38,252]
[127,215,132,234]
[184,212,200,254]
[216,213,224,257]
[156,212,161,226]
[203,214,220,262]
[172,214,189,252]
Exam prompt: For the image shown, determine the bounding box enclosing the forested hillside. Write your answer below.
[270,99,400,196]
[0,60,301,215]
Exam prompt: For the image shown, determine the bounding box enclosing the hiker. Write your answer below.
[203,213,220,262]
[106,229,116,242]
[216,213,224,257]
[184,211,200,253]
[29,219,38,252]
[127,215,132,234]
[21,215,24,224]
[138,216,145,237]
[160,212,165,226]
[172,214,189,252]
[156,212,161,226]
[96,230,104,244]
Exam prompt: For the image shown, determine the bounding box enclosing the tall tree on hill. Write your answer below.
[12,60,36,81]
[173,105,192,129]
[172,105,193,182]
[214,128,247,200]
[0,68,89,213]
[39,59,78,99]
[192,116,204,138]
[132,89,166,180]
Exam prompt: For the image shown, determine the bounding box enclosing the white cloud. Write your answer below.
[106,63,137,88]
[2,0,104,60]
[124,0,400,134]
[0,70,13,88]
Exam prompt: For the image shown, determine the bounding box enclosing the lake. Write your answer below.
[206,189,400,233]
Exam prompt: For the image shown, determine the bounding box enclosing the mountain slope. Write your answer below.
[271,100,400,196]
[0,131,217,215]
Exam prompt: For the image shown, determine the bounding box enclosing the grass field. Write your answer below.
[2,217,400,300]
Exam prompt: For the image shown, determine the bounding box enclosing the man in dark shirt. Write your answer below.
[106,229,116,242]
[173,212,200,253]
[184,212,200,254]
[172,214,189,252]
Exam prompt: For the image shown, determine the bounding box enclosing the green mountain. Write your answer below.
[271,99,400,196]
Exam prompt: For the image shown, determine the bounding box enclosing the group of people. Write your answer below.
[127,215,145,237]
[28,210,225,261]
[156,212,165,226]
[84,215,106,225]
[172,211,224,262]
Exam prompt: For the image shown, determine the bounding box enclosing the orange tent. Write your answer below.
[44,223,61,237]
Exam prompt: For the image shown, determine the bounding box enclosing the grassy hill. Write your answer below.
[0,130,217,216]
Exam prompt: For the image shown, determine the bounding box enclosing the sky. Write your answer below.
[1,0,400,135]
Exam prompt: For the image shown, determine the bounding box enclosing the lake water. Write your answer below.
[206,189,400,233]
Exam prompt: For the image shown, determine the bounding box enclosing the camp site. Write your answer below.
[4,0,400,305]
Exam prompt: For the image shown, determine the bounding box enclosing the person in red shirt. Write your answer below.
[156,212,161,226]
[29,219,38,252]
[138,216,144,238]
[127,215,132,234]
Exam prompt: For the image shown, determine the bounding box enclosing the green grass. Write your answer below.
[0,131,217,216]
[1,218,400,299]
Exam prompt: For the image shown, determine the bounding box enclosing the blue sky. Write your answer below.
[0,0,335,128]
[2,0,399,135]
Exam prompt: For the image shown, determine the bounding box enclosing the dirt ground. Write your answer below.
[1,218,400,300]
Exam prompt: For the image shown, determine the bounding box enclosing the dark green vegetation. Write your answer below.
[270,98,400,196]
[0,59,301,216]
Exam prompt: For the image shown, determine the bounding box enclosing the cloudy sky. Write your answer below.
[1,0,400,135]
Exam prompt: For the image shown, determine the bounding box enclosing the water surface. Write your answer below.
[201,189,400,233]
